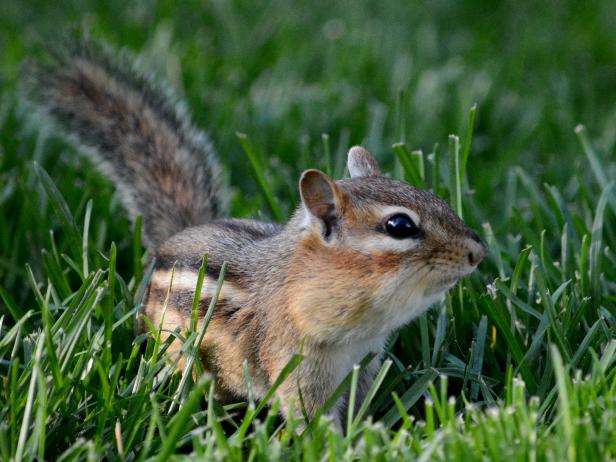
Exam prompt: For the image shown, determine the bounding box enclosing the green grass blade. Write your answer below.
[550,345,575,461]
[345,365,360,437]
[469,315,487,400]
[481,296,536,393]
[460,104,477,182]
[381,369,438,427]
[353,359,392,425]
[82,199,92,276]
[322,133,332,177]
[33,162,82,267]
[448,135,462,218]
[155,375,211,462]
[575,125,608,188]
[236,132,284,221]
[132,215,144,283]
[15,332,45,462]
[393,142,424,187]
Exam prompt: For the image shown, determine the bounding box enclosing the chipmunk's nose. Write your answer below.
[464,231,487,267]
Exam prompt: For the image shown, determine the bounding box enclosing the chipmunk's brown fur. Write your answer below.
[25,40,486,429]
[23,40,226,249]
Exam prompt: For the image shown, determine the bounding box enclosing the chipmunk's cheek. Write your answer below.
[370,263,443,330]
[406,258,460,298]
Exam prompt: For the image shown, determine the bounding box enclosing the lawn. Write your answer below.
[0,1,615,460]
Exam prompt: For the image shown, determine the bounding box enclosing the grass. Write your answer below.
[1,0,615,460]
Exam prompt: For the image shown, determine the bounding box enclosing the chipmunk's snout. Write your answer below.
[463,233,487,268]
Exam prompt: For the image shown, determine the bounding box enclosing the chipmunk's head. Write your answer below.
[291,146,486,343]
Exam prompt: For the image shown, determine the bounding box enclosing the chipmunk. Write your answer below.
[24,40,486,429]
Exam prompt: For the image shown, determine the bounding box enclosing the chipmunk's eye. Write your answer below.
[384,214,422,239]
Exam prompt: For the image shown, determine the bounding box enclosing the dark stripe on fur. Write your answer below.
[154,254,249,287]
[147,287,241,319]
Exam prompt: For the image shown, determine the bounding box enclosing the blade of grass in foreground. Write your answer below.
[448,134,462,218]
[15,332,45,462]
[393,142,424,188]
[352,359,392,427]
[589,182,614,304]
[381,369,439,427]
[575,125,609,189]
[232,353,304,442]
[480,296,537,394]
[155,374,212,462]
[33,162,82,270]
[550,345,574,462]
[460,104,477,183]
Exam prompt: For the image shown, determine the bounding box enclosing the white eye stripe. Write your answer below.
[348,235,420,253]
[378,206,420,226]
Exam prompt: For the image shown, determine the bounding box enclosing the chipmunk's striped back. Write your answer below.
[23,40,227,250]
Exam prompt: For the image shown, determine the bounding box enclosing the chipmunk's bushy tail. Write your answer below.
[23,40,227,250]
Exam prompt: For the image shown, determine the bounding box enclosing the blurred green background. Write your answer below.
[4,0,616,191]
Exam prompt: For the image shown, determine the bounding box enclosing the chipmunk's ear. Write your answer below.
[299,169,345,235]
[347,146,381,178]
